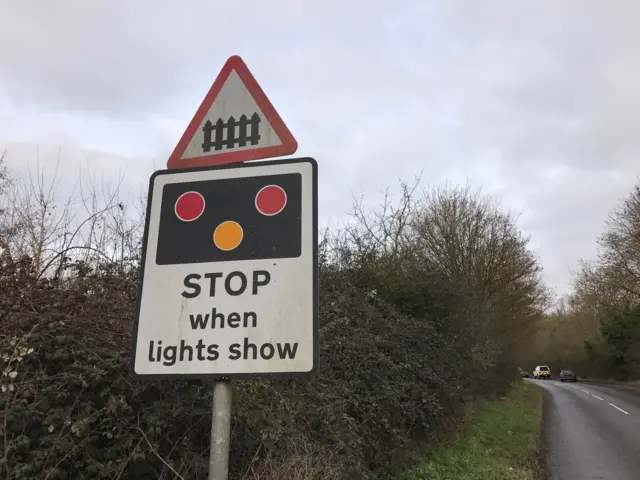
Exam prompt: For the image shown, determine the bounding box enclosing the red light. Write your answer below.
[175,191,205,222]
[255,185,287,216]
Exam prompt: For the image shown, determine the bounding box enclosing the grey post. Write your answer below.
[208,380,233,480]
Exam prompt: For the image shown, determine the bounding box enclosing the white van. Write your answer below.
[533,365,551,379]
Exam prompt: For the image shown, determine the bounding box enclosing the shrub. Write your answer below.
[0,158,545,478]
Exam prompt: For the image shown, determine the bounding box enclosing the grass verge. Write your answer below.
[394,381,543,480]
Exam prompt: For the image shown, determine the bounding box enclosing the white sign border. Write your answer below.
[131,157,319,380]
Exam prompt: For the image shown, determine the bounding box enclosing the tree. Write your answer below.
[333,180,549,384]
[533,179,640,380]
[408,185,549,354]
[0,150,13,254]
[600,184,640,296]
[0,151,144,278]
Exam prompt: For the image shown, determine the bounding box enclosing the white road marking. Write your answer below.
[581,388,590,394]
[592,394,604,401]
[609,403,630,415]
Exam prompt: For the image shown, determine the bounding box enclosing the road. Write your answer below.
[533,378,640,480]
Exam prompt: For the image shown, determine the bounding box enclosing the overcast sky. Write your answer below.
[1,0,638,297]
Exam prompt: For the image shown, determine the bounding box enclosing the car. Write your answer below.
[517,367,530,378]
[533,365,552,380]
[560,368,577,382]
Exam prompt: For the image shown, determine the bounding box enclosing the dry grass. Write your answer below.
[241,439,343,480]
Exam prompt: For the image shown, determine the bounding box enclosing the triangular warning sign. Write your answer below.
[166,55,298,169]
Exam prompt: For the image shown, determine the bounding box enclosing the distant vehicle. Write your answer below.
[518,367,529,378]
[560,368,577,382]
[533,365,551,379]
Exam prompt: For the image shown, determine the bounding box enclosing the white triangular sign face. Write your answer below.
[167,55,298,169]
[181,70,282,159]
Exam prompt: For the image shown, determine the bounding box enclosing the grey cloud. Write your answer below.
[0,0,375,117]
[442,2,640,173]
[517,167,639,294]
[2,1,640,296]
[0,141,157,201]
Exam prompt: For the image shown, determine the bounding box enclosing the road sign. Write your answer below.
[166,55,298,170]
[132,157,317,378]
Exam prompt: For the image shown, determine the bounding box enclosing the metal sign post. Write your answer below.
[209,380,232,480]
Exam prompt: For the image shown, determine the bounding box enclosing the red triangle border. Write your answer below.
[166,55,298,169]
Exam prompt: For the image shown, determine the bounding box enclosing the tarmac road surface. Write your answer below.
[533,379,640,480]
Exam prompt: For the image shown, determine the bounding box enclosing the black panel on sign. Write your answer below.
[156,173,302,265]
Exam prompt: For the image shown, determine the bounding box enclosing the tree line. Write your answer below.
[0,152,557,479]
[524,181,640,380]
